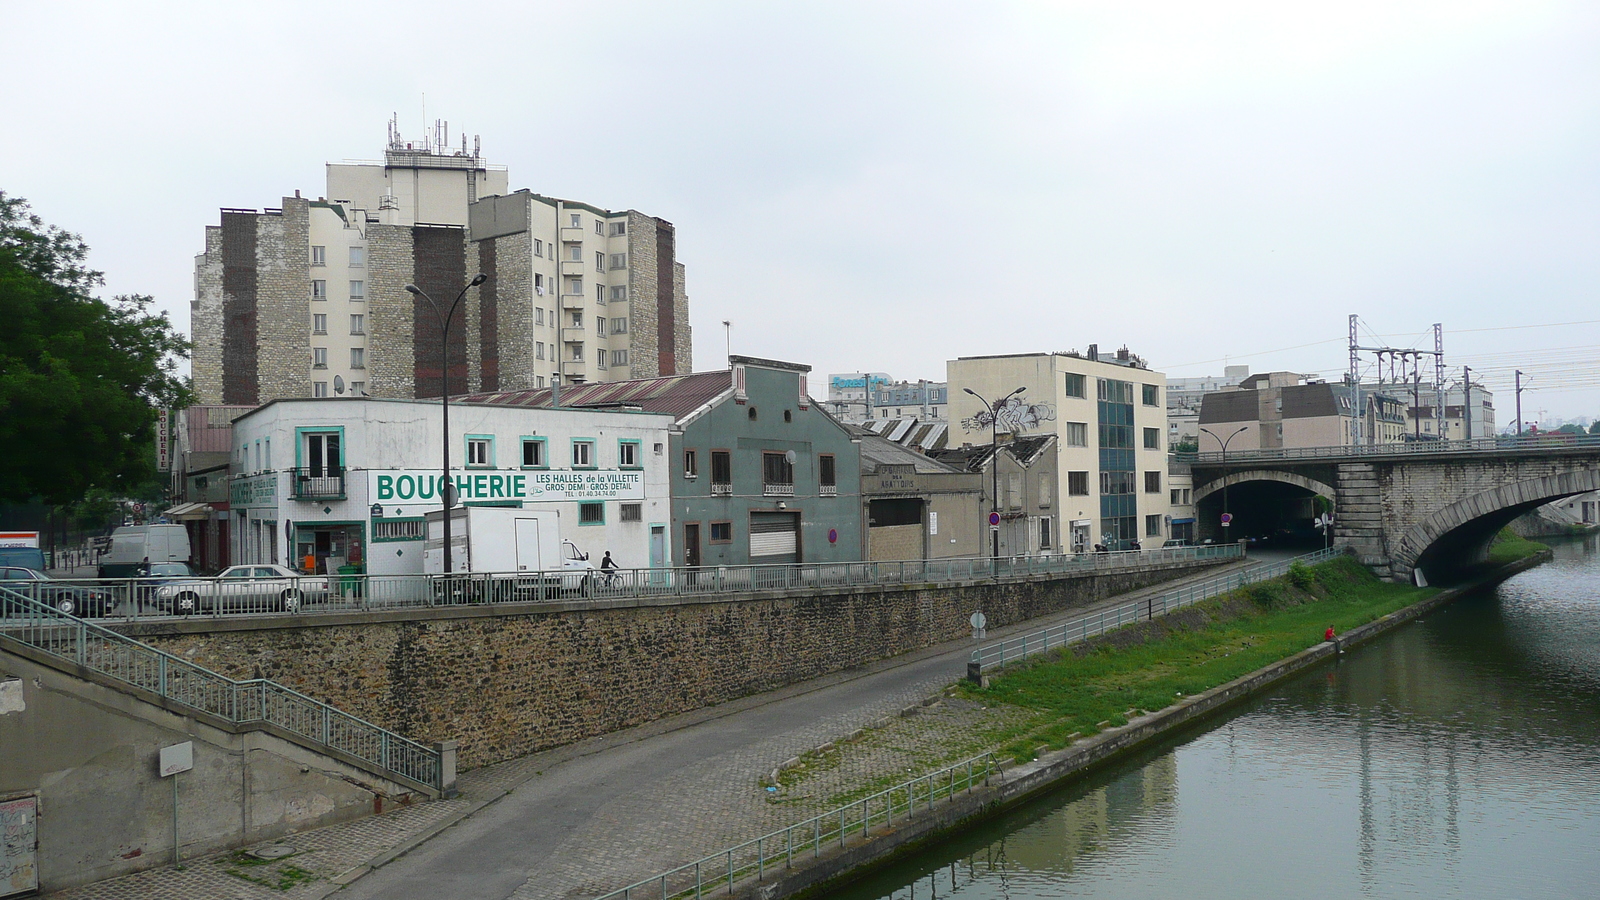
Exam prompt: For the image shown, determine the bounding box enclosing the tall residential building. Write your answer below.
[947,345,1171,551]
[192,120,691,405]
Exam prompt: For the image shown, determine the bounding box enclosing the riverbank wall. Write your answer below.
[745,550,1553,900]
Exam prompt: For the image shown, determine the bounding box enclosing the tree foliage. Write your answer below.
[0,192,191,505]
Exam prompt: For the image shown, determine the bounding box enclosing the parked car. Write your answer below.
[133,561,199,606]
[153,565,329,615]
[0,567,116,617]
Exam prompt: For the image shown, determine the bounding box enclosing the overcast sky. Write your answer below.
[6,1,1598,423]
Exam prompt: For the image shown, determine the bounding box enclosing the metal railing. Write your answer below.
[290,467,346,499]
[969,546,1344,675]
[0,586,442,791]
[1180,432,1600,465]
[36,544,1243,624]
[596,752,999,900]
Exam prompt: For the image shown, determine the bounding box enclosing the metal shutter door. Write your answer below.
[749,512,799,562]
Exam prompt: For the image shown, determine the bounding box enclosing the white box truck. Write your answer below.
[423,507,594,602]
[97,524,192,578]
[0,532,46,571]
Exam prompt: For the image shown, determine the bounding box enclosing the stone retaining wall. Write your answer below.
[129,560,1225,769]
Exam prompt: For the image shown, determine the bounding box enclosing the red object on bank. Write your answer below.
[1325,626,1335,642]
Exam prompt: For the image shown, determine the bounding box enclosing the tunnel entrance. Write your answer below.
[1196,479,1329,553]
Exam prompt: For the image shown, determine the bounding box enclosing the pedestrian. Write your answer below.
[1324,625,1335,642]
[138,556,151,577]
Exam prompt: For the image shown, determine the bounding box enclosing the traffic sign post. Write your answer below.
[1220,512,1233,528]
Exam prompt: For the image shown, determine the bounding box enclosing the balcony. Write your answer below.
[820,485,838,497]
[763,482,795,498]
[710,482,733,496]
[560,260,586,276]
[559,226,586,242]
[291,467,346,500]
[561,292,587,309]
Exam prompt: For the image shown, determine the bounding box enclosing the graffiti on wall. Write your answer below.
[962,395,1056,435]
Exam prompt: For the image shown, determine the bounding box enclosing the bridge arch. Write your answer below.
[1192,470,1338,505]
[1393,468,1600,581]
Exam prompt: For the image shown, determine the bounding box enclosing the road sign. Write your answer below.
[1220,513,1233,527]
[989,512,1001,526]
[159,741,193,777]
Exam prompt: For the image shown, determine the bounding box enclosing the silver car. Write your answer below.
[155,565,329,615]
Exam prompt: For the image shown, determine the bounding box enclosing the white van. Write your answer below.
[424,507,593,600]
[98,524,192,578]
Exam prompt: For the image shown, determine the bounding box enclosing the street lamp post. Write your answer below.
[405,273,487,575]
[964,386,1026,561]
[1199,425,1249,540]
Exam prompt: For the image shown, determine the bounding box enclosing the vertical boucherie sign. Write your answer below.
[0,795,39,897]
[156,408,171,473]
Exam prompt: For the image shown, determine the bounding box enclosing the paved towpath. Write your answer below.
[47,559,1251,900]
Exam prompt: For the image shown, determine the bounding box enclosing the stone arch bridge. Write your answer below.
[1188,437,1600,583]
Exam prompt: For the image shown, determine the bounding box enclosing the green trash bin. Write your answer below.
[337,564,365,599]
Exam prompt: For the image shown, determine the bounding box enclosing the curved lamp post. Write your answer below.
[405,273,487,574]
[1199,425,1249,540]
[963,386,1026,561]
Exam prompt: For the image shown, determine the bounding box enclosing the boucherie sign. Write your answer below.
[369,469,644,504]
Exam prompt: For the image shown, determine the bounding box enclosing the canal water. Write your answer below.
[838,536,1600,900]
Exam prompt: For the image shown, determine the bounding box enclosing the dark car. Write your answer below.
[0,567,115,617]
[134,561,198,606]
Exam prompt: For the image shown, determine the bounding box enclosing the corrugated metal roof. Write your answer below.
[852,427,966,474]
[459,371,733,420]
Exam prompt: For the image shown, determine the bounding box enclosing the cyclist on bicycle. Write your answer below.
[600,551,620,587]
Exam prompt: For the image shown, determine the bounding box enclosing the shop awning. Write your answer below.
[1170,517,1196,525]
[163,502,213,520]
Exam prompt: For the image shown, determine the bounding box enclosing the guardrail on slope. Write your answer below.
[968,546,1346,677]
[0,587,448,795]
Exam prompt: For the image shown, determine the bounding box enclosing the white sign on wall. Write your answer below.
[369,469,645,505]
[159,741,194,777]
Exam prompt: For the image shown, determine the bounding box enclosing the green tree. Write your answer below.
[1556,423,1584,435]
[1590,421,1600,435]
[0,192,191,505]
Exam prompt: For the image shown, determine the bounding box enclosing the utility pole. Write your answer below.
[1515,370,1526,435]
[1463,366,1472,441]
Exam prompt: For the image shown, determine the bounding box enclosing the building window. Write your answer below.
[313,381,329,397]
[1142,384,1159,406]
[570,343,584,362]
[610,285,626,301]
[709,521,732,542]
[534,239,543,257]
[609,253,626,270]
[1145,471,1161,493]
[572,439,595,468]
[617,439,640,469]
[596,316,606,335]
[312,313,327,334]
[535,274,545,296]
[1146,514,1163,537]
[711,450,732,493]
[579,501,604,525]
[310,245,326,266]
[595,219,604,235]
[466,436,493,467]
[1171,488,1182,505]
[1067,471,1089,496]
[568,243,582,262]
[612,317,628,334]
[350,347,365,369]
[1064,372,1086,398]
[1143,427,1160,449]
[536,307,545,325]
[349,246,364,267]
[1040,516,1052,550]
[350,314,365,335]
[595,250,606,271]
[596,283,605,303]
[312,347,327,369]
[521,437,547,468]
[567,277,583,295]
[350,381,365,396]
[567,213,580,228]
[312,279,327,300]
[536,342,545,360]
[1065,422,1088,447]
[349,280,365,300]
[762,452,794,495]
[610,221,627,236]
[596,350,609,370]
[373,519,426,541]
[819,454,837,495]
[684,449,698,478]
[611,350,628,367]
[619,502,642,522]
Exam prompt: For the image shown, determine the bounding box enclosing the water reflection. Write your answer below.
[841,537,1600,900]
